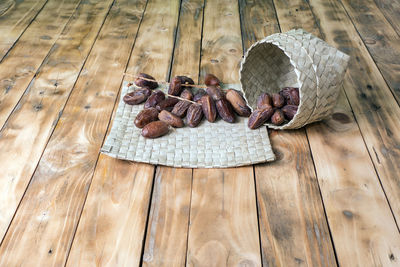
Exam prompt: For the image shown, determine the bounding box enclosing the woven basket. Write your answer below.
[239,29,350,129]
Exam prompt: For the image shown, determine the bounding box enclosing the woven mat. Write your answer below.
[101,82,275,168]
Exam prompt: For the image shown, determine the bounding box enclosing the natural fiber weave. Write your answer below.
[240,29,350,129]
[101,82,275,168]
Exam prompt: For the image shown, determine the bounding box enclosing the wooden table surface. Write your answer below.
[0,0,399,266]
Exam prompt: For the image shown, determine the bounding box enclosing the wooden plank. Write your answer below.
[0,0,49,61]
[239,1,337,266]
[373,0,400,36]
[188,169,262,266]
[340,0,400,103]
[67,156,154,267]
[186,1,262,266]
[0,0,115,259]
[305,0,400,234]
[308,92,400,265]
[65,0,181,266]
[273,0,400,265]
[239,0,280,43]
[0,0,81,128]
[142,0,204,266]
[0,0,110,243]
[142,167,192,266]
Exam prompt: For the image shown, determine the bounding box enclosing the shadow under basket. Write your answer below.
[239,29,350,130]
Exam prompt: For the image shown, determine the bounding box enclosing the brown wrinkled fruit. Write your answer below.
[168,76,183,96]
[280,87,292,98]
[280,87,300,106]
[186,104,203,127]
[201,95,217,122]
[272,93,285,108]
[193,89,207,102]
[158,110,184,128]
[225,89,251,117]
[281,105,298,120]
[123,88,151,105]
[257,103,273,112]
[216,99,235,123]
[180,89,193,100]
[271,109,285,125]
[134,107,159,128]
[156,97,180,112]
[176,76,195,85]
[248,106,274,129]
[144,90,165,109]
[206,86,224,101]
[172,100,191,117]
[134,73,158,89]
[141,121,169,138]
[204,73,220,86]
[257,93,272,109]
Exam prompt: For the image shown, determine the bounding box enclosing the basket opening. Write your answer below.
[240,42,299,110]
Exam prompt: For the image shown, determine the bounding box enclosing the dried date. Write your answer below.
[281,105,298,120]
[144,90,165,109]
[177,76,195,85]
[168,76,183,96]
[134,107,159,128]
[172,100,191,117]
[248,106,274,129]
[180,89,193,100]
[272,93,285,108]
[204,73,220,86]
[186,104,203,127]
[216,99,235,123]
[280,87,299,106]
[257,93,272,109]
[201,95,217,122]
[141,121,169,138]
[271,109,285,125]
[156,97,180,112]
[158,110,184,128]
[225,89,251,117]
[206,86,224,101]
[134,73,158,89]
[123,88,151,105]
[193,89,207,102]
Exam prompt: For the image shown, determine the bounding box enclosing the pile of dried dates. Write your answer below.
[124,73,299,138]
[248,87,299,129]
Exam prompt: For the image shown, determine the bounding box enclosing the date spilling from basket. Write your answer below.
[124,73,299,138]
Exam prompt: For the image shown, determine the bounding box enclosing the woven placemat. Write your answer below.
[101,82,275,168]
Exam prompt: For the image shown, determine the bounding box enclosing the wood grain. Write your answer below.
[373,0,400,36]
[186,0,262,266]
[306,0,400,234]
[67,156,154,267]
[308,92,400,266]
[0,0,113,244]
[274,0,400,265]
[188,168,262,266]
[66,0,181,266]
[142,0,204,266]
[0,0,49,60]
[142,167,192,266]
[239,0,280,45]
[0,0,117,264]
[240,1,336,265]
[0,0,81,128]
[341,0,400,103]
